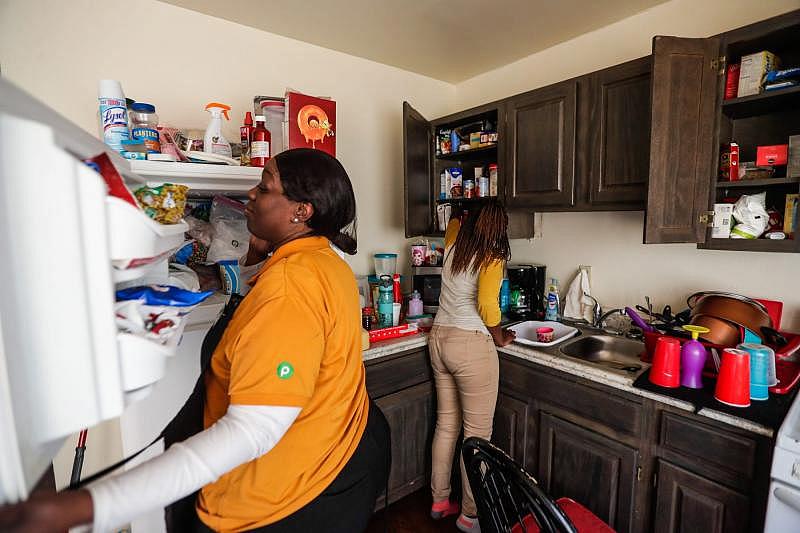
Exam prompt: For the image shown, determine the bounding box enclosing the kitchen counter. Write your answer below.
[363,331,778,437]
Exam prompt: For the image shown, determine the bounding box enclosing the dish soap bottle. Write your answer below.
[408,290,423,317]
[544,278,560,321]
[203,102,232,157]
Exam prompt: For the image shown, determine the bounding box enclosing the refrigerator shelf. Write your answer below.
[107,196,187,273]
[127,160,262,193]
[118,318,186,393]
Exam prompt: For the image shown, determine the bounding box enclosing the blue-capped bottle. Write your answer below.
[544,277,560,321]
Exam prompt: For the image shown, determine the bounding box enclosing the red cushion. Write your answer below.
[509,499,615,532]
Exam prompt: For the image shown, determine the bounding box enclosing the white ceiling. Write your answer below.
[160,0,668,82]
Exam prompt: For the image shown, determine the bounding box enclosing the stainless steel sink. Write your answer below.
[559,334,645,373]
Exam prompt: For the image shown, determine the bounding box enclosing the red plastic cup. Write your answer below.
[649,337,681,388]
[714,348,751,407]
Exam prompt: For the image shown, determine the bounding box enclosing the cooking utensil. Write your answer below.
[689,314,742,346]
[687,291,772,335]
[645,296,653,326]
[761,326,788,348]
[626,307,655,333]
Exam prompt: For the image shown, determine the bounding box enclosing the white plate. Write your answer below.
[509,321,579,348]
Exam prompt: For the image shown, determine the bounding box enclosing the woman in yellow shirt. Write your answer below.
[428,200,515,533]
[0,149,389,533]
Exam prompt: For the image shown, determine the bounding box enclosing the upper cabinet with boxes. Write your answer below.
[646,10,800,252]
[404,9,799,252]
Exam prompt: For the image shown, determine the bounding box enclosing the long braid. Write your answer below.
[450,199,511,275]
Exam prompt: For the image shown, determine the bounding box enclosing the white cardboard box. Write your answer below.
[737,51,779,97]
[712,203,735,238]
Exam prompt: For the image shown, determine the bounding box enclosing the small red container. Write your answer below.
[715,348,751,407]
[756,144,788,166]
[650,337,681,388]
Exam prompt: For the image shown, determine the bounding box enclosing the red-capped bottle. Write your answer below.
[240,112,253,166]
[250,115,271,167]
[392,273,402,304]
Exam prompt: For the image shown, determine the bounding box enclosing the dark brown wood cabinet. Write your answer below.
[403,102,435,238]
[538,412,639,533]
[365,348,435,506]
[587,57,652,207]
[494,353,772,533]
[653,460,750,533]
[505,81,578,208]
[492,392,534,471]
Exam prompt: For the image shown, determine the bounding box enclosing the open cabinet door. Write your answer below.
[403,102,433,237]
[645,36,719,243]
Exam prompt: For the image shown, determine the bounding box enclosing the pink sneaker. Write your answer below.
[456,513,481,533]
[430,499,460,520]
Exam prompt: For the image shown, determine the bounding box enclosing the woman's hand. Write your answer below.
[488,326,516,347]
[0,489,93,533]
[244,235,271,266]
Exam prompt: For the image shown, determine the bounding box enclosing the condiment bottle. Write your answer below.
[392,273,402,303]
[240,112,253,166]
[362,307,374,331]
[250,115,271,167]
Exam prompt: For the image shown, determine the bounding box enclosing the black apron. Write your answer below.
[76,293,245,532]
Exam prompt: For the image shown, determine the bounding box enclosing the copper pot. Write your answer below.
[689,314,742,346]
[688,292,772,336]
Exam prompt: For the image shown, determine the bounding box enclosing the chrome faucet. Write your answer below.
[583,293,624,329]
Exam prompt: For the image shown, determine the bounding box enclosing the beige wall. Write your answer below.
[0,0,456,278]
[455,0,800,330]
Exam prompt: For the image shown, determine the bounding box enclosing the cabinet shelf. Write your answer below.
[721,85,800,119]
[436,196,500,205]
[716,176,800,188]
[435,144,497,161]
[127,160,263,193]
[699,238,796,253]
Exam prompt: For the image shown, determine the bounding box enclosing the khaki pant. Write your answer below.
[428,325,499,517]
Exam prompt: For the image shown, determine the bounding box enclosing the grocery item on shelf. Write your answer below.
[240,112,253,166]
[116,284,214,307]
[206,195,248,262]
[134,183,189,224]
[737,50,780,97]
[260,100,285,155]
[731,192,769,239]
[219,259,241,295]
[130,102,161,153]
[98,79,130,152]
[203,102,232,157]
[250,115,271,167]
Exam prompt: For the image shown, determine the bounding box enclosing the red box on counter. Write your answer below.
[757,144,789,166]
[724,63,740,99]
[719,142,740,181]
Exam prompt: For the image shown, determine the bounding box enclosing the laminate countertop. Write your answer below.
[363,331,779,438]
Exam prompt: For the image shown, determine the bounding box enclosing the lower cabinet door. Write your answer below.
[653,460,750,533]
[375,381,435,504]
[538,412,638,533]
[492,392,533,472]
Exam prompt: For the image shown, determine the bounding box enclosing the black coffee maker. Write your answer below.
[507,264,546,320]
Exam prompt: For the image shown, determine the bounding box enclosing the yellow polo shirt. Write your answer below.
[196,236,369,532]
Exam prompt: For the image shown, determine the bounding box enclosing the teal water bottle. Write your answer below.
[377,275,394,328]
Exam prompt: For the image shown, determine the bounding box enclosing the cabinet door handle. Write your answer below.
[773,486,800,513]
[637,466,642,482]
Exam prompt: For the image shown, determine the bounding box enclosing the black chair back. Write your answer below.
[462,437,578,533]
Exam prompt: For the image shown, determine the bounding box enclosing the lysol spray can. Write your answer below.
[98,80,130,152]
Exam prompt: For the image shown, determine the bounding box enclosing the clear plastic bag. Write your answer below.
[206,195,249,262]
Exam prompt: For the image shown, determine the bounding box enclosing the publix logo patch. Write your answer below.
[277,362,294,380]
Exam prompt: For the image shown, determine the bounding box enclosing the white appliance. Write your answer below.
[0,77,256,509]
[764,392,800,531]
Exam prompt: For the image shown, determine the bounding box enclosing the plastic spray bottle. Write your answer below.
[203,102,232,157]
[544,277,561,321]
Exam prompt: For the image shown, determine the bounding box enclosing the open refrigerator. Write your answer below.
[0,77,261,506]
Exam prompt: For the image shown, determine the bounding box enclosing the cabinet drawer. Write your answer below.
[365,348,431,398]
[659,412,757,481]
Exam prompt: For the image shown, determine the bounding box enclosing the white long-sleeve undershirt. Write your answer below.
[85,404,301,533]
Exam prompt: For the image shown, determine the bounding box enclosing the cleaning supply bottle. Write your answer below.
[680,325,710,389]
[250,115,271,167]
[203,102,232,157]
[544,277,560,321]
[240,112,253,166]
[98,79,130,152]
[408,290,423,317]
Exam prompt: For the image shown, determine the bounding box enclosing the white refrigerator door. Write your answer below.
[0,113,122,503]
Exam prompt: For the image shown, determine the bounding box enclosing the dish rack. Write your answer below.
[641,330,800,394]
